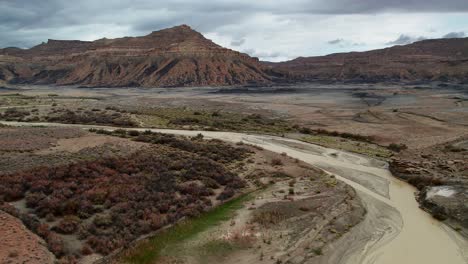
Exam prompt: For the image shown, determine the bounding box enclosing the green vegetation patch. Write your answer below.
[123,193,252,264]
[196,238,249,260]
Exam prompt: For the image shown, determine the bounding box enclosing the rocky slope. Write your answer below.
[0,25,277,88]
[269,38,468,82]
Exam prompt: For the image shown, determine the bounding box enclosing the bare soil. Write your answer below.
[0,211,55,264]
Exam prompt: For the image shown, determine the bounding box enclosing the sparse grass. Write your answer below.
[252,210,286,227]
[197,238,250,259]
[301,135,392,159]
[123,193,252,264]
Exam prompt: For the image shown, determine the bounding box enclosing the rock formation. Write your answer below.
[2,25,468,86]
[269,37,468,82]
[0,25,278,88]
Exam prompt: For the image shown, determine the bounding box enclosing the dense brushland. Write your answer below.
[0,128,251,262]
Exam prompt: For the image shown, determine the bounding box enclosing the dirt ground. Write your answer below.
[0,210,55,264]
[0,127,146,173]
[3,83,466,149]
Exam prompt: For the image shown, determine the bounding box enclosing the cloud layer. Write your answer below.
[1,0,468,61]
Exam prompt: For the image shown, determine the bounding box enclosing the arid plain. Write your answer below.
[0,81,467,263]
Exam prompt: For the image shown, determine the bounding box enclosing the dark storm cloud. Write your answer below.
[386,34,426,45]
[1,0,468,49]
[442,32,466,38]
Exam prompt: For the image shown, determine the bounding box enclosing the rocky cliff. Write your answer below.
[0,25,277,87]
[3,26,468,87]
[269,38,468,82]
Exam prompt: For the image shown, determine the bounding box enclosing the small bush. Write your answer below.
[52,216,81,234]
[252,210,285,227]
[217,188,235,200]
[128,130,140,136]
[388,143,408,152]
[271,158,283,166]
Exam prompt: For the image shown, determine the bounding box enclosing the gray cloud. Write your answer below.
[0,0,467,61]
[442,31,466,38]
[230,38,246,46]
[386,34,426,45]
[1,0,468,48]
[328,38,344,45]
[242,48,286,60]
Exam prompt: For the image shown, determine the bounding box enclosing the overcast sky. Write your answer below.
[1,0,467,62]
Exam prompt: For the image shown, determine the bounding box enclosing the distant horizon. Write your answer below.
[2,23,467,63]
[1,1,468,62]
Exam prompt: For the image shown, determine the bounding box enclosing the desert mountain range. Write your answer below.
[1,24,468,87]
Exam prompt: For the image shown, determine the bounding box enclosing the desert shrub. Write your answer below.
[299,127,313,134]
[81,245,93,255]
[46,109,137,127]
[192,133,204,140]
[444,145,464,152]
[217,188,235,200]
[114,129,127,135]
[271,158,283,166]
[36,223,51,238]
[1,183,25,202]
[25,192,46,208]
[0,108,30,121]
[126,131,251,164]
[169,117,200,125]
[307,128,375,142]
[95,129,112,135]
[53,216,81,234]
[388,143,408,152]
[47,233,65,256]
[128,130,140,136]
[252,210,285,227]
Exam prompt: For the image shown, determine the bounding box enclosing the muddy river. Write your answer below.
[2,121,467,264]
